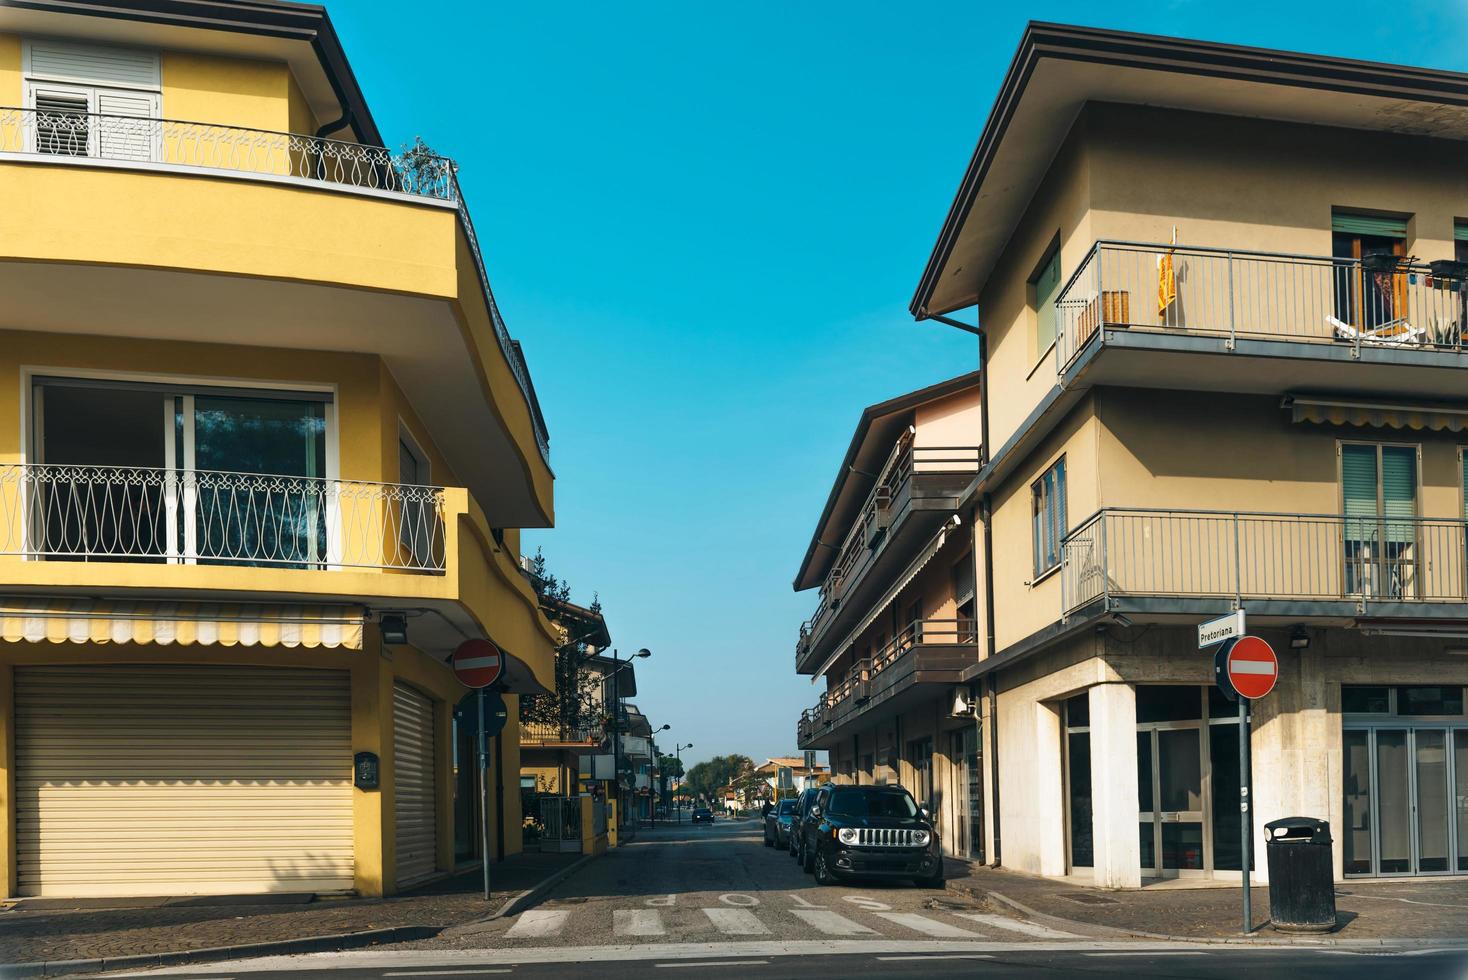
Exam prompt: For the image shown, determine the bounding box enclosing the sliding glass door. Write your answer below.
[31,378,331,566]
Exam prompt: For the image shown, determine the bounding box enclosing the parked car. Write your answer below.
[797,785,942,888]
[691,807,714,824]
[788,787,821,862]
[763,798,798,848]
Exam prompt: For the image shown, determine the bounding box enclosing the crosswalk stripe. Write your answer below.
[702,907,769,935]
[874,911,982,938]
[954,912,1079,939]
[504,909,570,939]
[613,909,666,936]
[789,909,876,936]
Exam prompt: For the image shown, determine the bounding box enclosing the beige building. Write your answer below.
[802,24,1468,887]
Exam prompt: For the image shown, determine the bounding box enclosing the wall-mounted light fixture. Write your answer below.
[379,612,409,646]
[1289,626,1311,650]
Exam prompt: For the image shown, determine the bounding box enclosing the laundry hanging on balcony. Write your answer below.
[0,599,365,649]
[1285,395,1468,432]
[1157,226,1178,318]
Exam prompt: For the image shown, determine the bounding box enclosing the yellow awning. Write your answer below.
[0,600,364,649]
[1287,396,1468,432]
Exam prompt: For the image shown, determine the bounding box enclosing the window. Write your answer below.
[1031,247,1062,355]
[1343,686,1391,714]
[1331,211,1408,330]
[826,787,919,819]
[1031,457,1067,576]
[24,39,161,161]
[1341,442,1419,598]
[1455,220,1468,264]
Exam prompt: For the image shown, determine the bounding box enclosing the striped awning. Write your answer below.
[0,600,364,649]
[1287,396,1468,433]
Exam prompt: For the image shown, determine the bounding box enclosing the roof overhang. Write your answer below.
[0,0,381,144]
[912,21,1468,319]
[794,370,980,591]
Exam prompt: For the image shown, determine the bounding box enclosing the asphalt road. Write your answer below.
[118,817,1468,979]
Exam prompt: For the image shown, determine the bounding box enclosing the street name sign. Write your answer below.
[453,638,503,689]
[1198,609,1245,648]
[1226,635,1279,700]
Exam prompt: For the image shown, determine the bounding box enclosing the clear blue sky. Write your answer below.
[333,2,1468,770]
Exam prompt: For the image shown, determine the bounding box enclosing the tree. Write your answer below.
[396,136,453,198]
[683,754,754,800]
[518,549,604,734]
[658,756,684,779]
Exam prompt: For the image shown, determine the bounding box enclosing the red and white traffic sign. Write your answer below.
[1225,635,1278,700]
[452,639,503,689]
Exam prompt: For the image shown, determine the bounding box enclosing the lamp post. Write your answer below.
[674,742,693,824]
[648,724,670,828]
[609,648,650,838]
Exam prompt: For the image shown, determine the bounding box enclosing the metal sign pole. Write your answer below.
[1239,695,1251,934]
[478,686,491,902]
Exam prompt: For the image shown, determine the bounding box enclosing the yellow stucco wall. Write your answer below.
[160,51,293,132]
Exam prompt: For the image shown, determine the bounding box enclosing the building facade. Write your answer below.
[794,374,986,862]
[0,0,558,899]
[902,23,1468,887]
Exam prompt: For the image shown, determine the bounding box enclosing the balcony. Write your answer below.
[1051,242,1468,405]
[795,439,980,673]
[0,106,551,511]
[0,463,444,572]
[796,618,977,750]
[521,719,604,748]
[1062,508,1468,622]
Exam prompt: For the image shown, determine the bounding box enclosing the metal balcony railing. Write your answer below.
[1055,241,1468,372]
[0,106,552,465]
[798,617,977,739]
[796,440,981,662]
[521,719,603,744]
[1062,508,1468,615]
[0,463,445,572]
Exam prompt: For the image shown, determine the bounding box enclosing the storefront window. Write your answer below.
[1397,687,1464,716]
[1137,685,1202,723]
[1343,686,1391,714]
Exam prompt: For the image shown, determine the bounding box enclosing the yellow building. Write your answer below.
[0,0,558,898]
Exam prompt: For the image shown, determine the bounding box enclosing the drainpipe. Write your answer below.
[981,493,1000,867]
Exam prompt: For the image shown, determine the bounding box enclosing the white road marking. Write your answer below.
[703,907,770,935]
[841,895,892,912]
[875,912,982,938]
[655,962,768,969]
[954,912,1080,939]
[876,954,994,961]
[787,893,826,909]
[646,894,677,907]
[503,909,570,939]
[614,909,666,936]
[718,892,759,906]
[790,909,877,935]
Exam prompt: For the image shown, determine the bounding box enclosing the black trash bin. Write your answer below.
[1264,817,1336,933]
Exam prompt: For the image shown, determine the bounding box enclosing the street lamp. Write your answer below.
[648,723,670,828]
[609,648,650,837]
[674,742,693,824]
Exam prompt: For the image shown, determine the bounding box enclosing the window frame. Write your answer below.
[1031,455,1069,579]
[1029,243,1063,362]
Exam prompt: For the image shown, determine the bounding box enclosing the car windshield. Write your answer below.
[778,801,796,815]
[825,789,919,819]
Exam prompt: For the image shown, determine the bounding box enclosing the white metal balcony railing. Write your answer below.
[0,106,551,465]
[1062,508,1468,615]
[1055,241,1468,372]
[0,463,446,572]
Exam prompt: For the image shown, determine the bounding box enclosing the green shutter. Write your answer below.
[1342,444,1378,544]
[1455,221,1468,243]
[1381,446,1416,544]
[1332,212,1408,238]
[1034,250,1061,351]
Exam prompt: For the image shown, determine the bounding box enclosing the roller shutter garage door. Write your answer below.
[14,665,353,898]
[393,682,437,889]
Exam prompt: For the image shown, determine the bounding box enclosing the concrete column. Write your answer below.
[1089,682,1141,889]
[1035,700,1066,877]
[1250,642,1331,884]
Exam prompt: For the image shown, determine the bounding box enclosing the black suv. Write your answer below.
[788,787,821,862]
[797,785,942,888]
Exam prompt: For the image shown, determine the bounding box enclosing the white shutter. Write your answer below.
[31,88,90,156]
[26,39,160,89]
[14,665,354,898]
[96,90,159,161]
[393,683,438,889]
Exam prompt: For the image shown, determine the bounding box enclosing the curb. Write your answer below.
[484,852,601,922]
[946,878,1468,948]
[1,925,441,979]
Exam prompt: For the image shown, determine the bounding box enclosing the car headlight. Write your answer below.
[837,827,859,845]
[911,830,931,847]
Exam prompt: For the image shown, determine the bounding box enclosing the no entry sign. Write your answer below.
[1225,635,1278,700]
[453,639,503,689]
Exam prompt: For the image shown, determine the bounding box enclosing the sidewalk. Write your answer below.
[0,850,587,969]
[943,860,1468,942]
